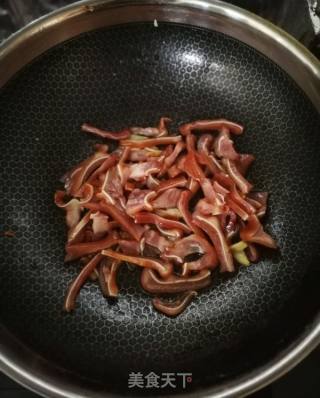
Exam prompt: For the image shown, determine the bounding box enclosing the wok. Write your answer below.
[0,0,320,397]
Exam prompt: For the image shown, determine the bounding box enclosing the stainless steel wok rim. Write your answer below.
[0,0,319,397]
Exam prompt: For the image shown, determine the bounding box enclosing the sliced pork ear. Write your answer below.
[226,197,249,221]
[126,160,161,181]
[186,178,200,195]
[194,198,224,217]
[156,226,183,240]
[167,164,183,178]
[246,197,262,209]
[184,150,206,181]
[68,211,92,244]
[65,232,119,262]
[128,148,162,162]
[196,151,223,175]
[102,249,173,278]
[134,212,191,234]
[163,234,206,263]
[177,190,205,237]
[146,174,160,190]
[214,171,236,190]
[177,154,187,171]
[228,187,256,214]
[120,135,182,148]
[81,122,130,140]
[64,253,103,312]
[57,117,277,315]
[155,208,182,220]
[158,116,171,136]
[118,240,141,256]
[126,189,156,216]
[129,117,171,137]
[54,184,94,229]
[98,258,121,297]
[222,158,252,194]
[130,127,161,137]
[160,143,173,158]
[197,134,214,154]
[186,134,196,152]
[219,208,239,240]
[93,143,109,153]
[152,188,182,209]
[143,229,172,253]
[236,154,255,175]
[128,149,148,162]
[116,146,131,186]
[194,215,235,272]
[163,234,218,273]
[213,181,230,196]
[87,154,119,185]
[214,128,239,160]
[66,152,110,195]
[200,178,218,204]
[181,244,217,273]
[240,215,277,248]
[141,268,211,294]
[76,183,95,202]
[84,202,144,241]
[152,291,197,317]
[155,176,188,193]
[99,166,124,207]
[159,141,185,175]
[54,192,82,229]
[179,119,243,135]
[247,192,268,218]
[90,211,110,239]
[124,181,136,192]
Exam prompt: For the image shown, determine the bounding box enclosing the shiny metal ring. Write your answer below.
[0,1,320,397]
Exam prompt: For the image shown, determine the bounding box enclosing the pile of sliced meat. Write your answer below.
[55,117,277,317]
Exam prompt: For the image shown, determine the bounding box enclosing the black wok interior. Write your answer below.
[0,23,319,395]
